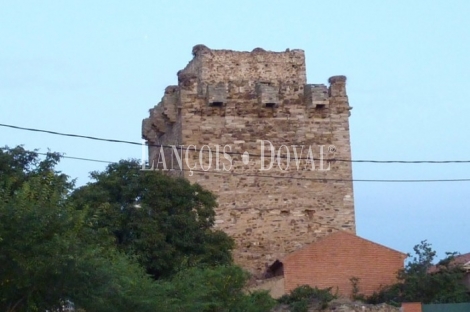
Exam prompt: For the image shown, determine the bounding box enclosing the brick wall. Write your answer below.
[283,231,406,297]
[401,302,422,312]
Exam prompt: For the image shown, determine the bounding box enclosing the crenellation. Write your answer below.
[256,83,279,108]
[206,82,227,107]
[162,85,179,123]
[141,117,155,141]
[304,84,329,109]
[142,45,355,276]
[328,75,348,98]
[151,104,166,136]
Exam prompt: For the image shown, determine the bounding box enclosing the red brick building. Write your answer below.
[428,252,470,290]
[401,302,422,312]
[272,231,406,297]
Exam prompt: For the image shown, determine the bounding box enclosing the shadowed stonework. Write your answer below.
[142,45,355,275]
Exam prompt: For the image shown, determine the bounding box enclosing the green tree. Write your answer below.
[0,147,272,311]
[156,265,276,312]
[70,251,161,312]
[71,160,234,279]
[0,147,160,311]
[0,146,71,195]
[367,240,470,305]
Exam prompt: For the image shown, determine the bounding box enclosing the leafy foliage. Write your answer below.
[278,285,337,311]
[70,251,161,312]
[349,277,367,302]
[366,240,470,305]
[71,160,234,279]
[155,265,276,312]
[0,147,160,311]
[0,146,72,195]
[0,147,271,311]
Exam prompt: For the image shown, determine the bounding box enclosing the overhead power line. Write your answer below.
[36,152,114,164]
[0,147,114,164]
[0,123,142,146]
[1,146,470,183]
[1,122,470,164]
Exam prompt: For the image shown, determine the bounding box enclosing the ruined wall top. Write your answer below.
[177,44,307,86]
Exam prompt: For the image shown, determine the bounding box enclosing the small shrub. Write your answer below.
[278,285,337,311]
[349,277,367,302]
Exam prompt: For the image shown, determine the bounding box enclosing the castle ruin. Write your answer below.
[142,45,355,275]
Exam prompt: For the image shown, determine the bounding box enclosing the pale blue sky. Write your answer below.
[1,1,469,261]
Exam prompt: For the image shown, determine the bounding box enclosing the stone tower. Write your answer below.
[142,45,355,275]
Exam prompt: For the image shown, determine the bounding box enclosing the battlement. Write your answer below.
[142,45,350,143]
[173,45,309,111]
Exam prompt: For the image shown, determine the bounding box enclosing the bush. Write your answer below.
[157,265,276,312]
[278,285,337,311]
[365,241,470,305]
[349,277,367,302]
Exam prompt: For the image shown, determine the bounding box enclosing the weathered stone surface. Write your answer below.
[249,277,285,299]
[272,299,400,312]
[206,82,227,106]
[142,45,355,275]
[162,85,178,122]
[305,84,329,108]
[256,83,279,108]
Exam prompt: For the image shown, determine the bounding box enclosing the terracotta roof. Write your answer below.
[454,253,470,266]
[428,252,470,273]
[453,253,470,271]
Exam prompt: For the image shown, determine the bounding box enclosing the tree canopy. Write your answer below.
[71,159,234,279]
[0,147,161,311]
[366,240,470,305]
[0,147,269,312]
[4,146,467,311]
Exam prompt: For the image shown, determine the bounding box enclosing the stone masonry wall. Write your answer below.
[142,45,355,275]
